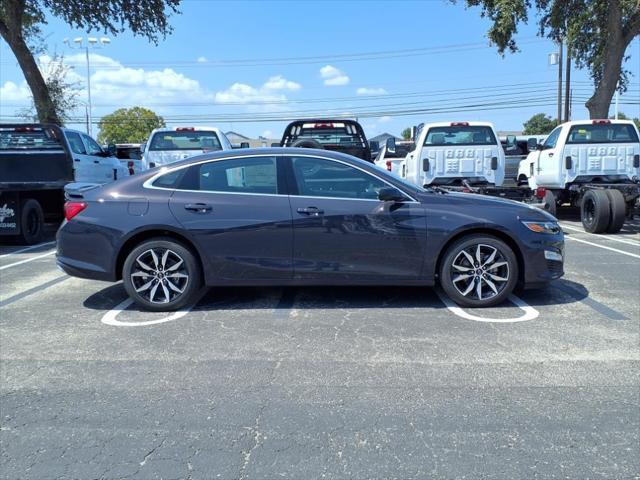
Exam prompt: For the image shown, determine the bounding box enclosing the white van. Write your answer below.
[142,127,233,169]
[400,122,505,187]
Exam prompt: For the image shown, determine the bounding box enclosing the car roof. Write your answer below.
[422,121,496,128]
[562,119,637,127]
[149,126,224,134]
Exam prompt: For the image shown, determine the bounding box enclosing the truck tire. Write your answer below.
[291,139,324,149]
[544,190,557,218]
[581,190,610,234]
[17,199,45,245]
[605,189,626,234]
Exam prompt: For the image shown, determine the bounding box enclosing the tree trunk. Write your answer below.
[0,23,61,125]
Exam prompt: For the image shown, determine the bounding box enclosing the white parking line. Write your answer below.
[0,241,56,259]
[560,224,640,247]
[101,298,194,326]
[436,291,539,323]
[565,236,640,259]
[0,250,56,271]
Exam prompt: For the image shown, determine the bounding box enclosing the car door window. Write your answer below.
[542,128,561,150]
[291,156,388,200]
[82,134,103,156]
[182,156,278,194]
[66,132,87,155]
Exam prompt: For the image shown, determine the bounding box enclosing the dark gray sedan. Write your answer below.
[56,148,564,311]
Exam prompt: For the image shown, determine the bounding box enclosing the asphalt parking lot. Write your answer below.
[1,211,639,480]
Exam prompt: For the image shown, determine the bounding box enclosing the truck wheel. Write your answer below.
[605,189,626,233]
[517,175,528,187]
[439,234,518,308]
[581,190,610,234]
[18,199,44,245]
[544,190,557,217]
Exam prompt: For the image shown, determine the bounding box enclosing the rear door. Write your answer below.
[286,155,428,281]
[166,155,293,281]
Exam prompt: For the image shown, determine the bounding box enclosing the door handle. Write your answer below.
[93,160,100,163]
[548,152,554,157]
[297,207,324,216]
[74,158,80,162]
[184,203,212,213]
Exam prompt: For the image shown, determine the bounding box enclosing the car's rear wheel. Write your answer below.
[605,189,626,234]
[122,238,202,311]
[581,189,610,233]
[439,235,518,308]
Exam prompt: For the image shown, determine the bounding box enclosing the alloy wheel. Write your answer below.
[450,243,510,301]
[130,248,189,304]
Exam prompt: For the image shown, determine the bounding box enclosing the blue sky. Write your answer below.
[1,0,639,139]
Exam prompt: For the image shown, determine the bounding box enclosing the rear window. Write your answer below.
[566,124,639,144]
[149,131,222,151]
[0,127,63,150]
[285,122,365,147]
[424,126,497,146]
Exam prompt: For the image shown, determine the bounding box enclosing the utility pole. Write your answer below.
[557,39,563,125]
[614,81,620,119]
[564,44,571,122]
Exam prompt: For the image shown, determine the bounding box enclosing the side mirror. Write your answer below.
[506,135,516,147]
[378,187,406,202]
[240,142,250,149]
[385,137,396,154]
[106,144,116,157]
[526,138,538,151]
[369,140,379,152]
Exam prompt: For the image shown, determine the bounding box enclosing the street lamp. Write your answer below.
[63,36,111,136]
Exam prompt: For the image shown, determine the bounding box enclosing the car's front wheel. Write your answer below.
[439,235,518,308]
[122,238,203,311]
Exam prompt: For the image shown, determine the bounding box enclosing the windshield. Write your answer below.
[286,122,365,147]
[0,128,63,150]
[149,131,222,151]
[424,126,497,146]
[567,124,639,144]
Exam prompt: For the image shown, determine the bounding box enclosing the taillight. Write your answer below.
[450,122,469,126]
[592,119,611,125]
[535,187,546,199]
[176,127,195,131]
[64,201,87,221]
[386,160,392,171]
[127,161,135,175]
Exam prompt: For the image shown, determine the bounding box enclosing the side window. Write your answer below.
[542,128,561,150]
[152,169,186,189]
[184,157,278,194]
[66,132,86,155]
[82,134,103,156]
[291,156,388,200]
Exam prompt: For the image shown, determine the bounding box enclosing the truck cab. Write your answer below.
[62,128,127,183]
[401,122,505,187]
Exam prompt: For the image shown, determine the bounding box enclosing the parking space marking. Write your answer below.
[560,224,640,247]
[565,236,640,259]
[0,241,56,259]
[101,298,195,327]
[436,291,539,323]
[0,275,69,308]
[0,250,56,271]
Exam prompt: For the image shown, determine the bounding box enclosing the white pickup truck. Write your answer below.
[394,122,505,187]
[519,119,640,233]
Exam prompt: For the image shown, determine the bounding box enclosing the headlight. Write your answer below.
[521,221,561,234]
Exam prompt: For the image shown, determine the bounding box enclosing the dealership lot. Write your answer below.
[1,213,639,479]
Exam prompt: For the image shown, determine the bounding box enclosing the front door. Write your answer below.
[81,133,115,182]
[286,155,428,281]
[167,155,293,281]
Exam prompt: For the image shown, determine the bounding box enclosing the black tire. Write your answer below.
[122,238,203,312]
[581,189,610,233]
[291,139,324,149]
[605,189,626,234]
[517,175,528,187]
[18,199,44,245]
[544,190,557,218]
[439,234,518,308]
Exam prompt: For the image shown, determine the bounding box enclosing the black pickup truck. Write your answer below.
[279,119,373,162]
[1,124,75,244]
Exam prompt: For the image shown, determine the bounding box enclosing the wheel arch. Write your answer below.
[114,227,205,281]
[434,227,525,286]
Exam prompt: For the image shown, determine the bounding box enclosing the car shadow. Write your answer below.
[83,280,588,313]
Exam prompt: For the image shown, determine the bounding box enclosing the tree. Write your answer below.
[0,0,180,125]
[461,0,640,119]
[523,113,558,135]
[97,107,165,144]
[610,112,640,130]
[401,127,412,140]
[19,54,80,124]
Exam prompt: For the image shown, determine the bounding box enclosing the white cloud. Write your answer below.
[261,130,274,138]
[0,81,31,102]
[197,56,207,63]
[356,87,388,96]
[215,75,301,104]
[320,65,350,86]
[379,115,392,123]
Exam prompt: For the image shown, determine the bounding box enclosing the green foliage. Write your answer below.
[401,127,412,140]
[97,107,165,144]
[523,113,558,135]
[610,112,640,130]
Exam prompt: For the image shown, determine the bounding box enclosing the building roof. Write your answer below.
[369,133,401,143]
[224,131,251,140]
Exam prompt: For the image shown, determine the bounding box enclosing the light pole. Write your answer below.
[64,36,110,136]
